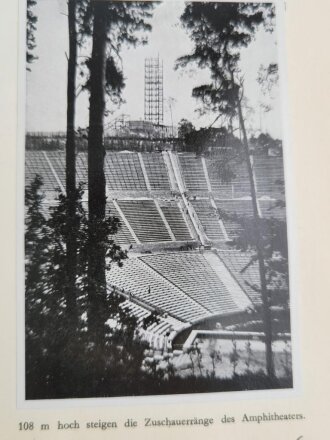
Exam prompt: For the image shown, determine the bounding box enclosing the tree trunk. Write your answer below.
[65,0,78,327]
[87,1,109,347]
[235,83,275,379]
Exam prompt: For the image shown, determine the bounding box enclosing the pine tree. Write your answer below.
[84,0,154,348]
[25,176,51,397]
[25,177,146,398]
[65,0,79,330]
[177,2,276,377]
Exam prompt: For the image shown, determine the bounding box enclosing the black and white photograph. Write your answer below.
[24,0,293,400]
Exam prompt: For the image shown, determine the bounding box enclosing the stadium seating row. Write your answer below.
[25,151,286,246]
[117,200,172,243]
[108,252,252,325]
[140,252,242,316]
[25,150,289,341]
[26,151,171,192]
[106,200,137,245]
[158,201,192,241]
[114,196,285,245]
[178,154,209,192]
[25,150,285,199]
[118,299,187,350]
[191,199,226,241]
[217,250,262,305]
[104,153,147,191]
[141,153,171,190]
[107,257,212,323]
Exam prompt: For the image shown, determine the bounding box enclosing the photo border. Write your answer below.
[16,0,301,410]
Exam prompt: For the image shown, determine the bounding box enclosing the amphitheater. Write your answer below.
[25,149,287,353]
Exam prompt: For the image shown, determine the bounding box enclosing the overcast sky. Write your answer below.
[26,0,283,138]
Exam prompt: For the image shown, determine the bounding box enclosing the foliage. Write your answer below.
[209,340,222,377]
[178,118,195,139]
[77,0,155,109]
[187,340,204,376]
[25,172,292,399]
[217,191,289,309]
[26,0,38,68]
[244,340,254,372]
[217,200,290,311]
[46,369,292,398]
[141,310,160,330]
[177,3,282,379]
[80,54,126,109]
[281,340,292,378]
[143,357,167,386]
[25,176,152,399]
[257,63,279,95]
[230,339,239,376]
[250,133,282,155]
[82,1,157,359]
[177,2,274,119]
[176,2,276,157]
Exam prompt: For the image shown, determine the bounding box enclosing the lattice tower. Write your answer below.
[144,57,164,125]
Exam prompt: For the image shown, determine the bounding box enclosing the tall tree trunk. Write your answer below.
[65,0,78,328]
[87,1,109,347]
[234,76,275,378]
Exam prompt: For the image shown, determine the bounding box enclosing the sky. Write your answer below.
[26,0,283,138]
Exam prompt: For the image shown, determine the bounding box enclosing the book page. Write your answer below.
[0,0,329,438]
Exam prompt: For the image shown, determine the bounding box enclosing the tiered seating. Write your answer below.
[104,152,147,191]
[141,153,171,190]
[106,200,137,245]
[76,153,88,187]
[230,162,252,198]
[26,151,89,192]
[217,250,262,305]
[25,151,287,250]
[179,154,208,192]
[117,200,172,243]
[221,220,242,240]
[159,202,192,241]
[26,151,286,200]
[191,199,226,240]
[206,156,285,199]
[120,299,151,324]
[141,252,240,315]
[107,258,211,323]
[206,159,236,198]
[259,199,287,221]
[217,199,254,217]
[218,198,286,220]
[254,156,285,197]
[119,300,185,350]
[120,300,175,336]
[25,151,59,192]
[143,314,186,347]
[216,199,287,239]
[45,151,66,188]
[206,158,250,198]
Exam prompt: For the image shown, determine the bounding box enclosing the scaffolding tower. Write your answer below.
[144,57,164,125]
